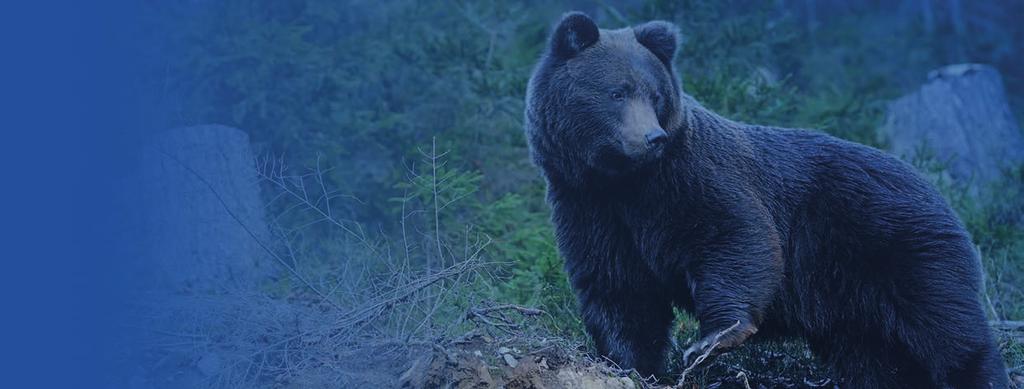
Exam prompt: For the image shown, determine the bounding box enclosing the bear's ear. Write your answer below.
[634,21,679,67]
[549,12,599,59]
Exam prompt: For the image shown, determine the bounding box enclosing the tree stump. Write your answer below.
[881,64,1024,194]
[141,124,270,289]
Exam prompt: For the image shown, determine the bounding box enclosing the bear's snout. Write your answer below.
[620,99,665,159]
[645,128,668,146]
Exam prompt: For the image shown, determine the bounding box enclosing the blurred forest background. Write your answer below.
[127,0,1024,387]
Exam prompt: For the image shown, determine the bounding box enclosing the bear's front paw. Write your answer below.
[680,335,716,368]
[677,320,756,386]
[680,319,756,367]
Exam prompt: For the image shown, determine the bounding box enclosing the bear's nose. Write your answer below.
[645,128,668,146]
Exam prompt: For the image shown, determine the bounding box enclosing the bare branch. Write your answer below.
[157,148,343,312]
[676,320,743,387]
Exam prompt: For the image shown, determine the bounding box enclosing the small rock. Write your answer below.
[502,353,518,368]
[538,358,549,369]
[497,347,512,355]
[473,350,483,357]
[557,368,634,389]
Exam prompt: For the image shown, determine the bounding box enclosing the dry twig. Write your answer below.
[465,303,546,334]
[991,320,1024,330]
[158,148,344,311]
[675,320,742,388]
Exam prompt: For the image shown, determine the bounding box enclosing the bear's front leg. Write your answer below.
[570,261,675,377]
[681,222,782,366]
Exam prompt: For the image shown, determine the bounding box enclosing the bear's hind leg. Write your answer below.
[891,318,1008,389]
[822,335,933,389]
[886,251,1009,387]
[946,340,1009,389]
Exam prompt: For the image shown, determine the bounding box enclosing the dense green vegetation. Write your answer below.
[147,0,1024,382]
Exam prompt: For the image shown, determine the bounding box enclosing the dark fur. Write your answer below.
[525,12,1009,388]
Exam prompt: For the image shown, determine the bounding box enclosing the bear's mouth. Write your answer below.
[592,142,663,175]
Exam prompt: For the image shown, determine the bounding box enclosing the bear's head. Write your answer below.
[525,12,682,186]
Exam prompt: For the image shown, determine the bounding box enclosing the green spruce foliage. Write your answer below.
[150,0,1024,375]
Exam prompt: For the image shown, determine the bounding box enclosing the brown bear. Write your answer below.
[524,12,1009,388]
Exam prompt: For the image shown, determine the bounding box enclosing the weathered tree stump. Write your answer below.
[881,64,1024,194]
[142,124,270,289]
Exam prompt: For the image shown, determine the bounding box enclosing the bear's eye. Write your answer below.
[610,91,625,101]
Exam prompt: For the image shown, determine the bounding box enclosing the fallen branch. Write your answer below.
[466,303,546,334]
[595,356,659,388]
[735,371,752,389]
[470,304,545,317]
[335,254,488,335]
[803,377,833,387]
[990,320,1024,331]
